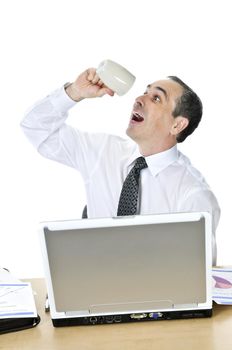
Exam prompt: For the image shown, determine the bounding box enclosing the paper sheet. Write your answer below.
[212,267,232,305]
[0,268,37,318]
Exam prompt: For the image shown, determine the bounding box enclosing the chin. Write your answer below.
[126,127,139,142]
[126,127,133,138]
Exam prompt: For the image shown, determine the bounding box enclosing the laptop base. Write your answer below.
[52,309,212,327]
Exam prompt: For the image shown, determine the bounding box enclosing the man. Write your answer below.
[21,67,220,263]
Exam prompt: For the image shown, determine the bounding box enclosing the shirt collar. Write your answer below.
[127,145,178,177]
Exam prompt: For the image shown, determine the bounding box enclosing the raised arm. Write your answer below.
[20,68,114,170]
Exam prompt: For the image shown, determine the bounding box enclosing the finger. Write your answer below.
[106,88,115,96]
[86,68,96,81]
[97,87,115,97]
[97,79,104,87]
[91,73,101,85]
[102,85,115,96]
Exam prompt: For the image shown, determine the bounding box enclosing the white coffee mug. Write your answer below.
[96,59,136,96]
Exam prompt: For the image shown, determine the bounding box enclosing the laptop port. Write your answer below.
[148,312,163,319]
[114,315,122,323]
[89,316,98,324]
[105,315,114,323]
[130,313,147,319]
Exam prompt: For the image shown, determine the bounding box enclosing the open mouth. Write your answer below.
[131,112,144,123]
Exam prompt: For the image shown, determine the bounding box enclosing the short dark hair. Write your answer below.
[168,76,203,143]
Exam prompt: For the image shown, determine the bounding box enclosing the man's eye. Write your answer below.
[152,95,161,102]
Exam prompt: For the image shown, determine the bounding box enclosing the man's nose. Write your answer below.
[134,96,144,107]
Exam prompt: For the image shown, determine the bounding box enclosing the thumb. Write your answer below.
[97,87,115,97]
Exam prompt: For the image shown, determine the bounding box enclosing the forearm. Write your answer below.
[21,67,115,172]
[20,82,113,174]
[21,67,114,149]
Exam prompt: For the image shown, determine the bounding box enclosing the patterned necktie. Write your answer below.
[117,157,148,216]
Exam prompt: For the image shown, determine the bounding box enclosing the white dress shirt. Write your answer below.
[21,86,220,264]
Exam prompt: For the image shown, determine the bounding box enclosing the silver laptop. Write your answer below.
[39,212,213,327]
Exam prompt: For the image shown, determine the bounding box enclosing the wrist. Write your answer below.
[64,82,84,102]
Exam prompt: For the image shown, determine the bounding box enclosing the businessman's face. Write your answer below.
[127,78,184,154]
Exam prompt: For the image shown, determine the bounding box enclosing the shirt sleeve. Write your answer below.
[20,86,110,180]
[183,189,221,265]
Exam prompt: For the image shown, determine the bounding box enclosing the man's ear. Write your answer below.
[170,116,189,136]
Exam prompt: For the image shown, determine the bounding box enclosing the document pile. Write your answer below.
[0,268,40,334]
[212,267,232,305]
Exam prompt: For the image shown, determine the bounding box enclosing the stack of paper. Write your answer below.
[212,267,232,305]
[0,268,40,334]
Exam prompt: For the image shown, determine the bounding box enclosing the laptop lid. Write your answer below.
[39,212,212,320]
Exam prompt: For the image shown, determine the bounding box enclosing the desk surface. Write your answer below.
[1,278,232,350]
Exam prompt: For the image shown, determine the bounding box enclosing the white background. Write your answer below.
[0,0,231,278]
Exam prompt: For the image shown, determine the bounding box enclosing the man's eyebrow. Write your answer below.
[146,84,168,100]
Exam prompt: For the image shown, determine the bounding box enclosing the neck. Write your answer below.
[138,140,177,157]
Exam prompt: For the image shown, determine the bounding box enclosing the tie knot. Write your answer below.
[134,157,148,171]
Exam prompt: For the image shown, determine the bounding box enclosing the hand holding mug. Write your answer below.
[66,60,136,101]
[65,68,115,102]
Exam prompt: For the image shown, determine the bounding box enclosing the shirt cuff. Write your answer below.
[49,84,77,115]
